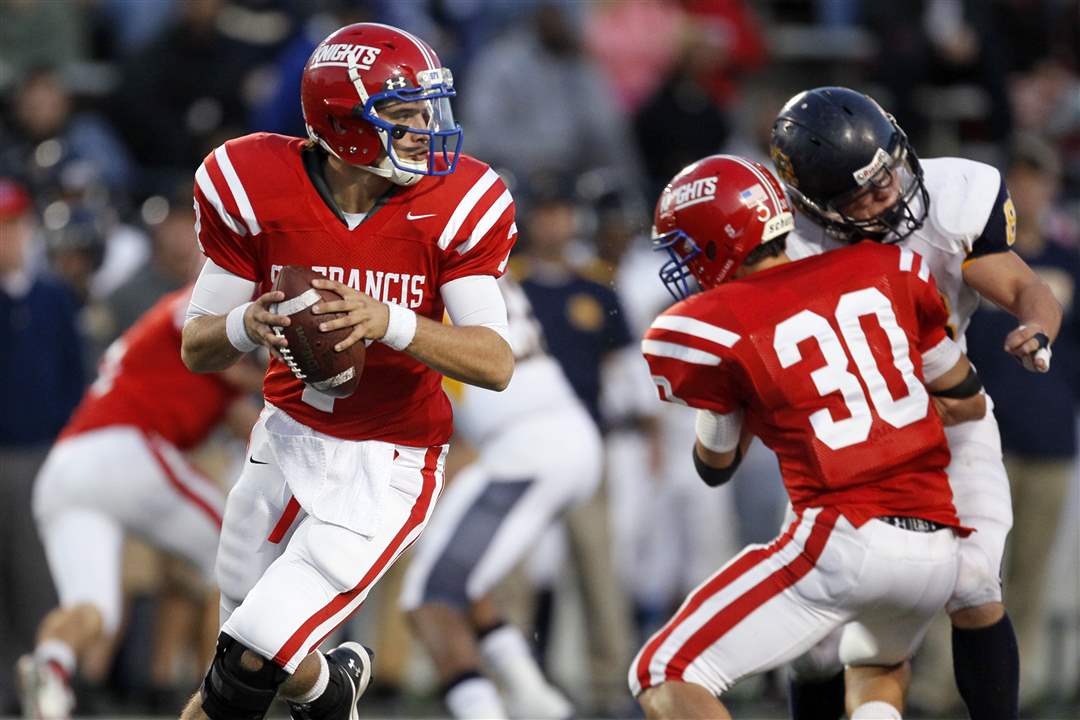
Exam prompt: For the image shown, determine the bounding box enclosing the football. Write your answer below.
[270,265,365,398]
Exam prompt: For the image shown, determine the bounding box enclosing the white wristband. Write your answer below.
[226,302,259,353]
[695,408,742,453]
[381,302,417,351]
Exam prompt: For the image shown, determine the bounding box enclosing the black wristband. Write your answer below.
[693,445,743,488]
[931,367,983,399]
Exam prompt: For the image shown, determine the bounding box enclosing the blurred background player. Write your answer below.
[770,86,1063,720]
[633,154,985,720]
[401,275,602,720]
[16,284,262,720]
[509,173,643,713]
[178,22,516,720]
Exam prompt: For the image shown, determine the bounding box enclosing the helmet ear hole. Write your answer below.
[705,241,717,261]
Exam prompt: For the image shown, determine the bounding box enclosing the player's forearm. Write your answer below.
[182,315,245,373]
[1013,280,1062,342]
[405,317,513,391]
[964,252,1062,341]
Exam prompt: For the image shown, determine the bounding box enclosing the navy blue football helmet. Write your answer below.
[769,87,929,243]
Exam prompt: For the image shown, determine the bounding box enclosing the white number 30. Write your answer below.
[773,287,928,450]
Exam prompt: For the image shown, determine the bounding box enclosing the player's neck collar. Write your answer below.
[302,146,397,229]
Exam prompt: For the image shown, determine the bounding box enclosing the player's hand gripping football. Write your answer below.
[1003,323,1052,372]
[243,290,291,355]
[310,278,389,352]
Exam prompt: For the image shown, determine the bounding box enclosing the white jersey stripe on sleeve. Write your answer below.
[898,247,914,272]
[641,339,722,366]
[650,315,740,347]
[459,189,512,255]
[195,164,245,236]
[214,146,261,236]
[438,168,499,250]
[917,258,931,282]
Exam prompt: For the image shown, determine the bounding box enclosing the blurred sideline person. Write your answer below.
[770,87,1062,720]
[177,23,517,720]
[0,177,81,715]
[966,135,1080,709]
[16,285,262,720]
[401,276,602,719]
[631,154,987,719]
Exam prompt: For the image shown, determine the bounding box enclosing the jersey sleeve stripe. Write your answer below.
[650,315,740,347]
[459,189,512,255]
[214,145,262,236]
[641,339,722,366]
[438,168,499,250]
[195,164,246,236]
[898,247,914,272]
[495,223,518,272]
[917,258,931,282]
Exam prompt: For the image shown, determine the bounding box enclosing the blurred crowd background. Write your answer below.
[1,0,1078,718]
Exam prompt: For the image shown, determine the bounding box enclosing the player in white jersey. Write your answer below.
[769,87,1063,720]
[400,276,603,720]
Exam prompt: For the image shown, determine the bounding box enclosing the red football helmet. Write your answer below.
[653,155,795,299]
[300,23,462,186]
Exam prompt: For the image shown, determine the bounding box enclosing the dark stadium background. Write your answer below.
[1,1,1077,718]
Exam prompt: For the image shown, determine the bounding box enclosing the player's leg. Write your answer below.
[18,434,131,719]
[214,414,298,627]
[189,443,446,720]
[402,466,571,719]
[404,412,599,719]
[778,498,847,720]
[844,663,907,720]
[630,508,853,719]
[128,431,225,580]
[943,413,1019,720]
[638,681,731,719]
[469,416,600,720]
[786,629,846,720]
[401,462,509,718]
[837,518,961,719]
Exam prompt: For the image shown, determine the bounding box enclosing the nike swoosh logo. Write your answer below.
[249,456,268,465]
[406,212,437,220]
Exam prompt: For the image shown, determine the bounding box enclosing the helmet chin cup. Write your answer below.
[363,153,425,187]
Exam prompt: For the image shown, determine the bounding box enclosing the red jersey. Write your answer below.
[61,287,239,450]
[643,242,961,529]
[192,134,517,445]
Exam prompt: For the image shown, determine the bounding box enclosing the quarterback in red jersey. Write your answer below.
[628,155,987,720]
[16,286,261,720]
[178,23,516,720]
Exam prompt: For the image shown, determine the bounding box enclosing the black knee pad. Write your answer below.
[201,632,288,720]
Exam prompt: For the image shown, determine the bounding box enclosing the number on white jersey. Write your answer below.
[773,287,928,450]
[500,277,547,361]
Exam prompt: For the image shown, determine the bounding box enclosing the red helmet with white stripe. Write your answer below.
[653,154,795,299]
[301,23,462,186]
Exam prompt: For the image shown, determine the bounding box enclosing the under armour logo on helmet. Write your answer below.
[385,76,408,90]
